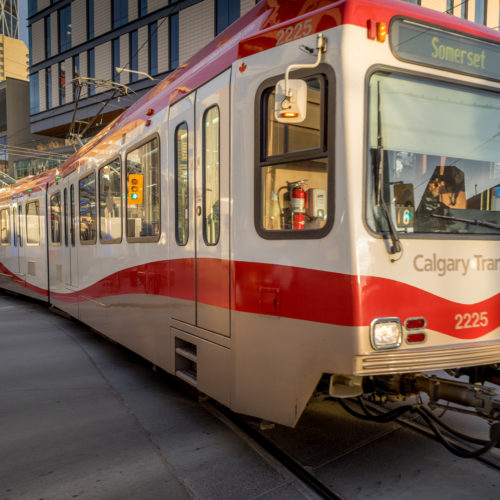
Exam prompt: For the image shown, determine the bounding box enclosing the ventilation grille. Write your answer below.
[175,337,197,387]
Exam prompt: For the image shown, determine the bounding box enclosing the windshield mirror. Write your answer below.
[367,72,500,235]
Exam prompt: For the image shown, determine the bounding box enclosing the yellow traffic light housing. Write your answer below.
[128,174,144,204]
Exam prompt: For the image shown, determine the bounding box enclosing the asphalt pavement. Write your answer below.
[0,291,317,500]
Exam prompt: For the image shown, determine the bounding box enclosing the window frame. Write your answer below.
[254,65,335,240]
[25,201,40,247]
[174,121,189,246]
[125,134,161,244]
[98,156,123,244]
[79,170,97,245]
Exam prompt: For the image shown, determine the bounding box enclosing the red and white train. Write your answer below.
[1,0,500,452]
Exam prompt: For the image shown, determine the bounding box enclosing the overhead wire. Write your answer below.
[65,14,168,145]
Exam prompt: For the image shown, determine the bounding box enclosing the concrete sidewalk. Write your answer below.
[0,292,316,500]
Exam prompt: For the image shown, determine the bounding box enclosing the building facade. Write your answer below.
[27,0,257,144]
[407,0,499,27]
[0,0,18,38]
[0,0,33,183]
[25,0,500,165]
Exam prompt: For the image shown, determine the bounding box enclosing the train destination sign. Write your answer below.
[390,19,500,81]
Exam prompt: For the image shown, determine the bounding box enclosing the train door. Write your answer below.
[195,69,231,336]
[168,93,196,324]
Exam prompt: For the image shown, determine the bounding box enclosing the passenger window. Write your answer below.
[12,207,17,247]
[257,75,332,237]
[18,205,22,247]
[79,172,97,244]
[50,192,61,245]
[63,188,68,247]
[26,201,40,246]
[0,208,10,245]
[99,158,122,243]
[70,184,75,246]
[203,106,220,245]
[126,138,160,242]
[175,122,189,246]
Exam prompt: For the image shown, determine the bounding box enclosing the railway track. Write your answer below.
[203,395,500,500]
[202,400,343,500]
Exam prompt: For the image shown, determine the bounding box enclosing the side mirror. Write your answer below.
[274,79,307,123]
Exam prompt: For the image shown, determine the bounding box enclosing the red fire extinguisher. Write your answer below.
[291,183,306,230]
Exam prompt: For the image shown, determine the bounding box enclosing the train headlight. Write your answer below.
[370,318,402,350]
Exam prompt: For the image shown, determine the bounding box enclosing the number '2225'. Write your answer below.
[276,19,313,46]
[454,312,488,329]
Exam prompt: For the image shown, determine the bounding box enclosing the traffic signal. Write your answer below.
[128,174,144,204]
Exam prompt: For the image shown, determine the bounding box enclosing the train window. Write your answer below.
[203,106,220,246]
[256,71,334,238]
[26,201,40,246]
[99,158,122,244]
[126,137,160,242]
[18,205,22,247]
[367,72,500,237]
[79,172,97,244]
[12,207,17,247]
[70,184,75,247]
[175,122,189,246]
[50,192,61,245]
[0,208,10,245]
[63,188,68,247]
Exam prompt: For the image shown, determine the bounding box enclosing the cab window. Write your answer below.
[256,70,334,239]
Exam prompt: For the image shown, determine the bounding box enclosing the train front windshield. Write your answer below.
[367,72,500,236]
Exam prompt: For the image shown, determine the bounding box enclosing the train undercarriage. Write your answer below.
[328,365,500,457]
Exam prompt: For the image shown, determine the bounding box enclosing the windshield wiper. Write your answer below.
[431,213,500,231]
[375,81,401,256]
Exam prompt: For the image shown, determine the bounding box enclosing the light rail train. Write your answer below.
[1,0,500,456]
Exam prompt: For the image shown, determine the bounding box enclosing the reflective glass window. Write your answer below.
[0,209,8,245]
[126,138,160,241]
[99,159,122,243]
[258,76,331,236]
[367,72,500,236]
[175,122,189,245]
[50,191,61,245]
[26,201,40,246]
[79,172,97,243]
[203,107,220,245]
[58,5,72,52]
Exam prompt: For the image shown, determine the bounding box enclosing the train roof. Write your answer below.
[3,0,500,203]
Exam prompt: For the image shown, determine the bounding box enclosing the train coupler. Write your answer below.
[334,371,500,458]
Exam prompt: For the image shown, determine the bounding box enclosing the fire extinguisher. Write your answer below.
[277,179,308,230]
[291,183,306,230]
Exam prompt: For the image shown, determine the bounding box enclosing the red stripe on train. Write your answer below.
[2,259,499,339]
